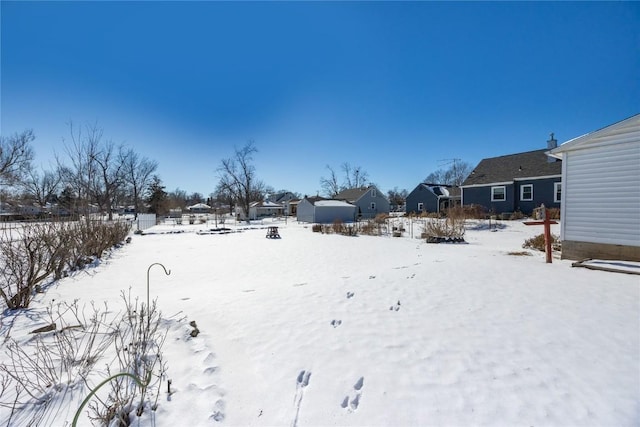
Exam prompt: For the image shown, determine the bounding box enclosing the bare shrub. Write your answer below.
[90,290,168,424]
[462,204,486,219]
[332,218,344,234]
[0,223,59,309]
[424,216,465,239]
[547,207,560,219]
[0,301,117,424]
[311,224,322,233]
[522,233,560,252]
[0,291,169,426]
[0,219,131,310]
[509,211,525,220]
[359,220,375,236]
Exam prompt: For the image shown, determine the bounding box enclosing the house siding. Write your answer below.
[514,178,561,215]
[296,199,357,223]
[355,189,390,219]
[406,185,439,214]
[562,140,640,249]
[462,184,514,214]
[296,199,315,223]
[315,206,356,223]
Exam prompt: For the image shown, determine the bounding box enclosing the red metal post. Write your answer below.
[543,208,552,264]
[523,205,557,264]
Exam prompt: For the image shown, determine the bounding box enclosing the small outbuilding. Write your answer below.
[296,197,357,224]
[549,114,640,261]
[187,203,211,214]
[248,201,283,220]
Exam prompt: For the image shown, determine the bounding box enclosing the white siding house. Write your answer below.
[549,114,640,261]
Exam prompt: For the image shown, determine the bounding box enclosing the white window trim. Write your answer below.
[520,184,533,201]
[554,182,562,203]
[491,186,506,202]
[417,202,424,212]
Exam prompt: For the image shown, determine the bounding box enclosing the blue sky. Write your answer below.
[2,1,638,198]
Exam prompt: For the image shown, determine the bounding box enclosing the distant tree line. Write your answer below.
[1,123,160,219]
[0,123,474,221]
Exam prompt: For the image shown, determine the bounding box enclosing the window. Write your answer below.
[371,189,377,197]
[520,184,533,201]
[491,186,506,201]
[370,202,376,211]
[417,202,424,212]
[554,182,562,203]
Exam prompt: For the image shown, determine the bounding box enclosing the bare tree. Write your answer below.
[93,140,126,220]
[58,122,127,221]
[387,187,408,211]
[217,141,265,223]
[425,159,473,186]
[58,122,100,220]
[21,167,63,208]
[320,165,340,197]
[121,149,157,217]
[446,159,473,187]
[320,162,370,197]
[214,181,234,214]
[168,188,188,210]
[0,129,35,185]
[341,162,369,189]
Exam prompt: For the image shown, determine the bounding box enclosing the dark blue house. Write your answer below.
[461,136,562,216]
[405,183,461,215]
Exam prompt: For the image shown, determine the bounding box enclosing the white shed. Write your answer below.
[549,114,640,261]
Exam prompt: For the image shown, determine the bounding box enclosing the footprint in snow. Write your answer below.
[211,399,225,422]
[342,376,365,411]
[389,300,401,311]
[346,292,355,299]
[292,370,312,427]
[330,319,342,328]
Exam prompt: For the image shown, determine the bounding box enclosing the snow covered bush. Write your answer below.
[0,300,117,425]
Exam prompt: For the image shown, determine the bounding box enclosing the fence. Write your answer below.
[137,214,157,231]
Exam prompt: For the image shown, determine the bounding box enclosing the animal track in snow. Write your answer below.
[292,370,312,427]
[211,399,225,422]
[297,370,312,387]
[342,376,365,411]
[330,320,342,328]
[389,300,401,311]
[368,275,376,279]
[346,292,355,299]
[407,273,416,279]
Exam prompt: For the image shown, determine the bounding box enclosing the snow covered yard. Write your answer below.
[1,218,638,426]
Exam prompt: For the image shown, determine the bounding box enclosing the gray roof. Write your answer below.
[462,149,561,186]
[303,196,328,205]
[334,187,369,202]
[335,186,388,202]
[416,183,461,198]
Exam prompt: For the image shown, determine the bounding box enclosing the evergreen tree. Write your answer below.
[146,175,168,215]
